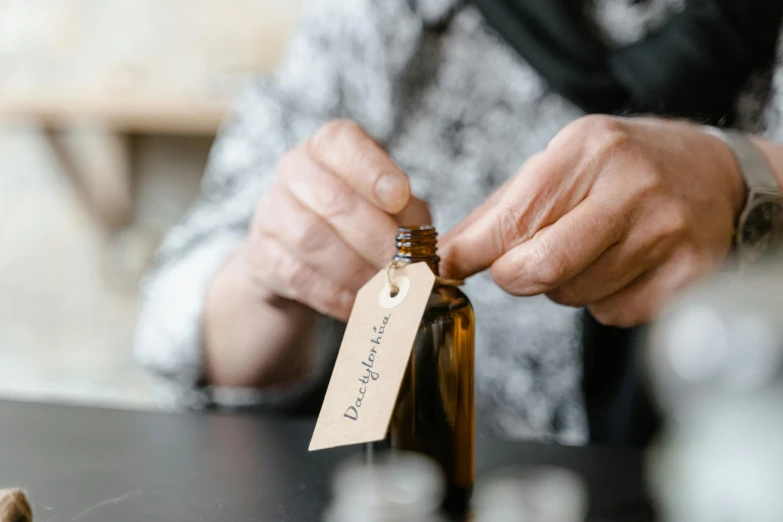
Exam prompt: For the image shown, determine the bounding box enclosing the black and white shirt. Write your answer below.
[134,0,783,444]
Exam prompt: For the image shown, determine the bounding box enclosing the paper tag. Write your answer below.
[309,262,436,451]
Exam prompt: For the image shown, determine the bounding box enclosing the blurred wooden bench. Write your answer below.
[0,0,299,230]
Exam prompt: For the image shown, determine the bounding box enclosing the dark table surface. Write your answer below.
[0,400,654,521]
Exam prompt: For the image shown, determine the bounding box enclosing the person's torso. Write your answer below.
[369,0,698,442]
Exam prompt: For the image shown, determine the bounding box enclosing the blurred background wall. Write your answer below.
[0,0,300,407]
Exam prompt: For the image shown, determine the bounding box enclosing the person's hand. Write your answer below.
[244,119,430,321]
[205,119,429,387]
[440,115,745,327]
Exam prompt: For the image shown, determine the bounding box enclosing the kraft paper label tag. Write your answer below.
[309,262,436,451]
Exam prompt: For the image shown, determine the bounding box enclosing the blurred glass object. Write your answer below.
[647,268,783,418]
[646,267,783,522]
[472,466,587,522]
[325,451,446,522]
[649,394,783,522]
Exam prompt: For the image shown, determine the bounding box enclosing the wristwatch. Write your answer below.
[703,127,783,266]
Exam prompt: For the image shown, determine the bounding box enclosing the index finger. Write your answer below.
[440,136,597,280]
[439,153,569,279]
[307,119,411,214]
[490,196,626,296]
[439,195,518,280]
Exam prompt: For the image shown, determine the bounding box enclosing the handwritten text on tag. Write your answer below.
[309,262,435,451]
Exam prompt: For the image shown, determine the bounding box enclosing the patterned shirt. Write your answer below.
[134,0,783,443]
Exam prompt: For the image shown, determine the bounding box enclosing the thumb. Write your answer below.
[394,196,432,227]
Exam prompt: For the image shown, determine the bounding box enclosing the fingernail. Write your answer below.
[375,173,408,212]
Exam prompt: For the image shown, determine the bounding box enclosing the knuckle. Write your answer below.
[291,213,332,253]
[496,206,529,250]
[262,244,305,291]
[310,280,351,318]
[316,184,355,220]
[243,231,273,273]
[310,119,362,154]
[532,248,569,288]
[621,167,666,212]
[636,169,665,196]
[584,114,625,133]
[550,115,629,159]
[322,289,348,316]
[589,303,636,328]
[587,300,647,328]
[562,114,619,140]
[587,121,632,160]
[489,263,516,292]
[546,286,584,307]
[659,204,690,238]
[277,258,308,292]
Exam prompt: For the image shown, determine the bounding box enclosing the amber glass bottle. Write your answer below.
[388,225,475,514]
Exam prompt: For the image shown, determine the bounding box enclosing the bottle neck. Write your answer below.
[393,225,440,276]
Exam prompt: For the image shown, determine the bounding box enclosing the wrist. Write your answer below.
[203,247,317,388]
[202,249,250,378]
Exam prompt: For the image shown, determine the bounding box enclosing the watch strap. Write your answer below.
[702,126,778,191]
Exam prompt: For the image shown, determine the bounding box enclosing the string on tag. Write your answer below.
[385,261,464,297]
[0,489,32,522]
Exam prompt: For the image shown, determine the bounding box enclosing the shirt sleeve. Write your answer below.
[132,0,451,409]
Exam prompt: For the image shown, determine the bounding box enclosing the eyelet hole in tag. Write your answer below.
[380,276,410,308]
